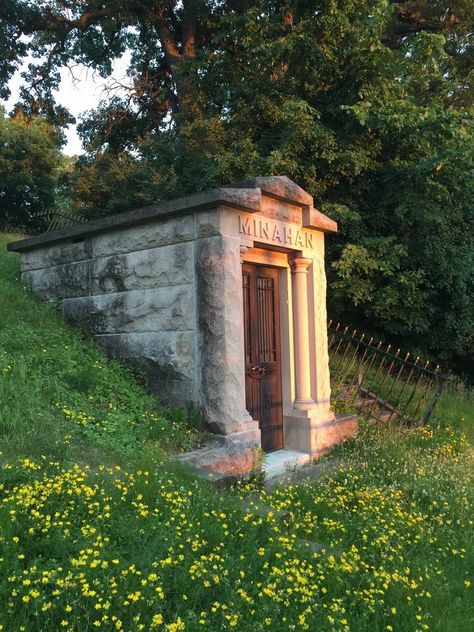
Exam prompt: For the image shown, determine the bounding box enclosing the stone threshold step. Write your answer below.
[263,454,342,490]
[263,450,312,479]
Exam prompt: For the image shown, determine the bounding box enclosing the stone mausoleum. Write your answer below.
[9,177,357,476]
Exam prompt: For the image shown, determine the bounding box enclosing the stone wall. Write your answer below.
[10,177,340,465]
[20,216,198,407]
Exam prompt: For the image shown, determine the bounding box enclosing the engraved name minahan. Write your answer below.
[238,216,314,249]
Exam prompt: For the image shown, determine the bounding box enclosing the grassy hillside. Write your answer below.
[431,380,474,445]
[0,233,473,632]
[0,233,201,465]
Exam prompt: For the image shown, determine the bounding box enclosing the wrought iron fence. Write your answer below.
[32,210,86,232]
[328,321,449,425]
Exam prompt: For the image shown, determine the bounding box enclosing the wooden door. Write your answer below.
[242,264,283,452]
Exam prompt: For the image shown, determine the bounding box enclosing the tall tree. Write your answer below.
[1,2,471,139]
[0,107,63,230]
[1,1,473,372]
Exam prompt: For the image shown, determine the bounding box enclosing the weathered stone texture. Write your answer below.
[302,206,338,233]
[196,234,251,435]
[92,242,193,294]
[20,239,92,272]
[94,332,195,406]
[259,198,302,224]
[147,379,196,406]
[176,428,262,476]
[22,261,91,300]
[63,287,194,334]
[95,331,195,381]
[195,210,223,238]
[183,446,257,476]
[228,176,313,207]
[91,216,195,258]
[308,237,332,408]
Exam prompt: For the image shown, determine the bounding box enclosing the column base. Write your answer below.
[293,399,317,412]
[283,410,358,456]
[175,426,261,477]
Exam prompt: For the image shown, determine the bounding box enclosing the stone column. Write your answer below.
[196,234,259,443]
[290,256,316,411]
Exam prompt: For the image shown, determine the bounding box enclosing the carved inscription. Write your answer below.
[238,215,313,250]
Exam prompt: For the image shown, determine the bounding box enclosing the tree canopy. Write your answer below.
[0,1,473,373]
[0,106,63,231]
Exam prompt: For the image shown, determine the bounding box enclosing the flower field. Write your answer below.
[1,425,472,632]
[0,234,473,631]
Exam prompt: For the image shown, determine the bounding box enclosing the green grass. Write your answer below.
[0,233,202,465]
[432,380,474,444]
[0,233,473,632]
[252,423,474,632]
[330,347,474,435]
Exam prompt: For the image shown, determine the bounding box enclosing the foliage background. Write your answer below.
[0,1,473,374]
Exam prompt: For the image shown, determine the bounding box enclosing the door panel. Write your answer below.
[243,264,283,452]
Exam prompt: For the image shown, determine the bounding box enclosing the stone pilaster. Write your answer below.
[290,256,316,411]
[195,234,259,443]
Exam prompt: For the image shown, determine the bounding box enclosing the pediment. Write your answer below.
[226,176,337,233]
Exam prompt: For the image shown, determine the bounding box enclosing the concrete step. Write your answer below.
[262,450,312,480]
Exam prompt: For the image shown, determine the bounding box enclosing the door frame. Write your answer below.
[241,246,294,451]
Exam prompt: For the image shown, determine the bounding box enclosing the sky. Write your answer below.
[4,56,129,156]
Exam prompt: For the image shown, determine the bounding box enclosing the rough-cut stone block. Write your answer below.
[20,239,92,272]
[22,261,91,300]
[196,448,257,476]
[195,210,222,238]
[196,234,250,434]
[284,412,357,457]
[176,429,262,476]
[259,198,302,224]
[92,242,193,294]
[63,286,194,334]
[147,380,196,406]
[94,332,195,383]
[91,216,195,258]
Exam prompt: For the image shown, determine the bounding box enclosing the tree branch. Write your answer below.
[67,8,114,31]
[182,0,197,58]
[152,2,180,64]
[390,1,460,37]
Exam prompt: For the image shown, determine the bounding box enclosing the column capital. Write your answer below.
[290,256,312,274]
[240,245,249,260]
